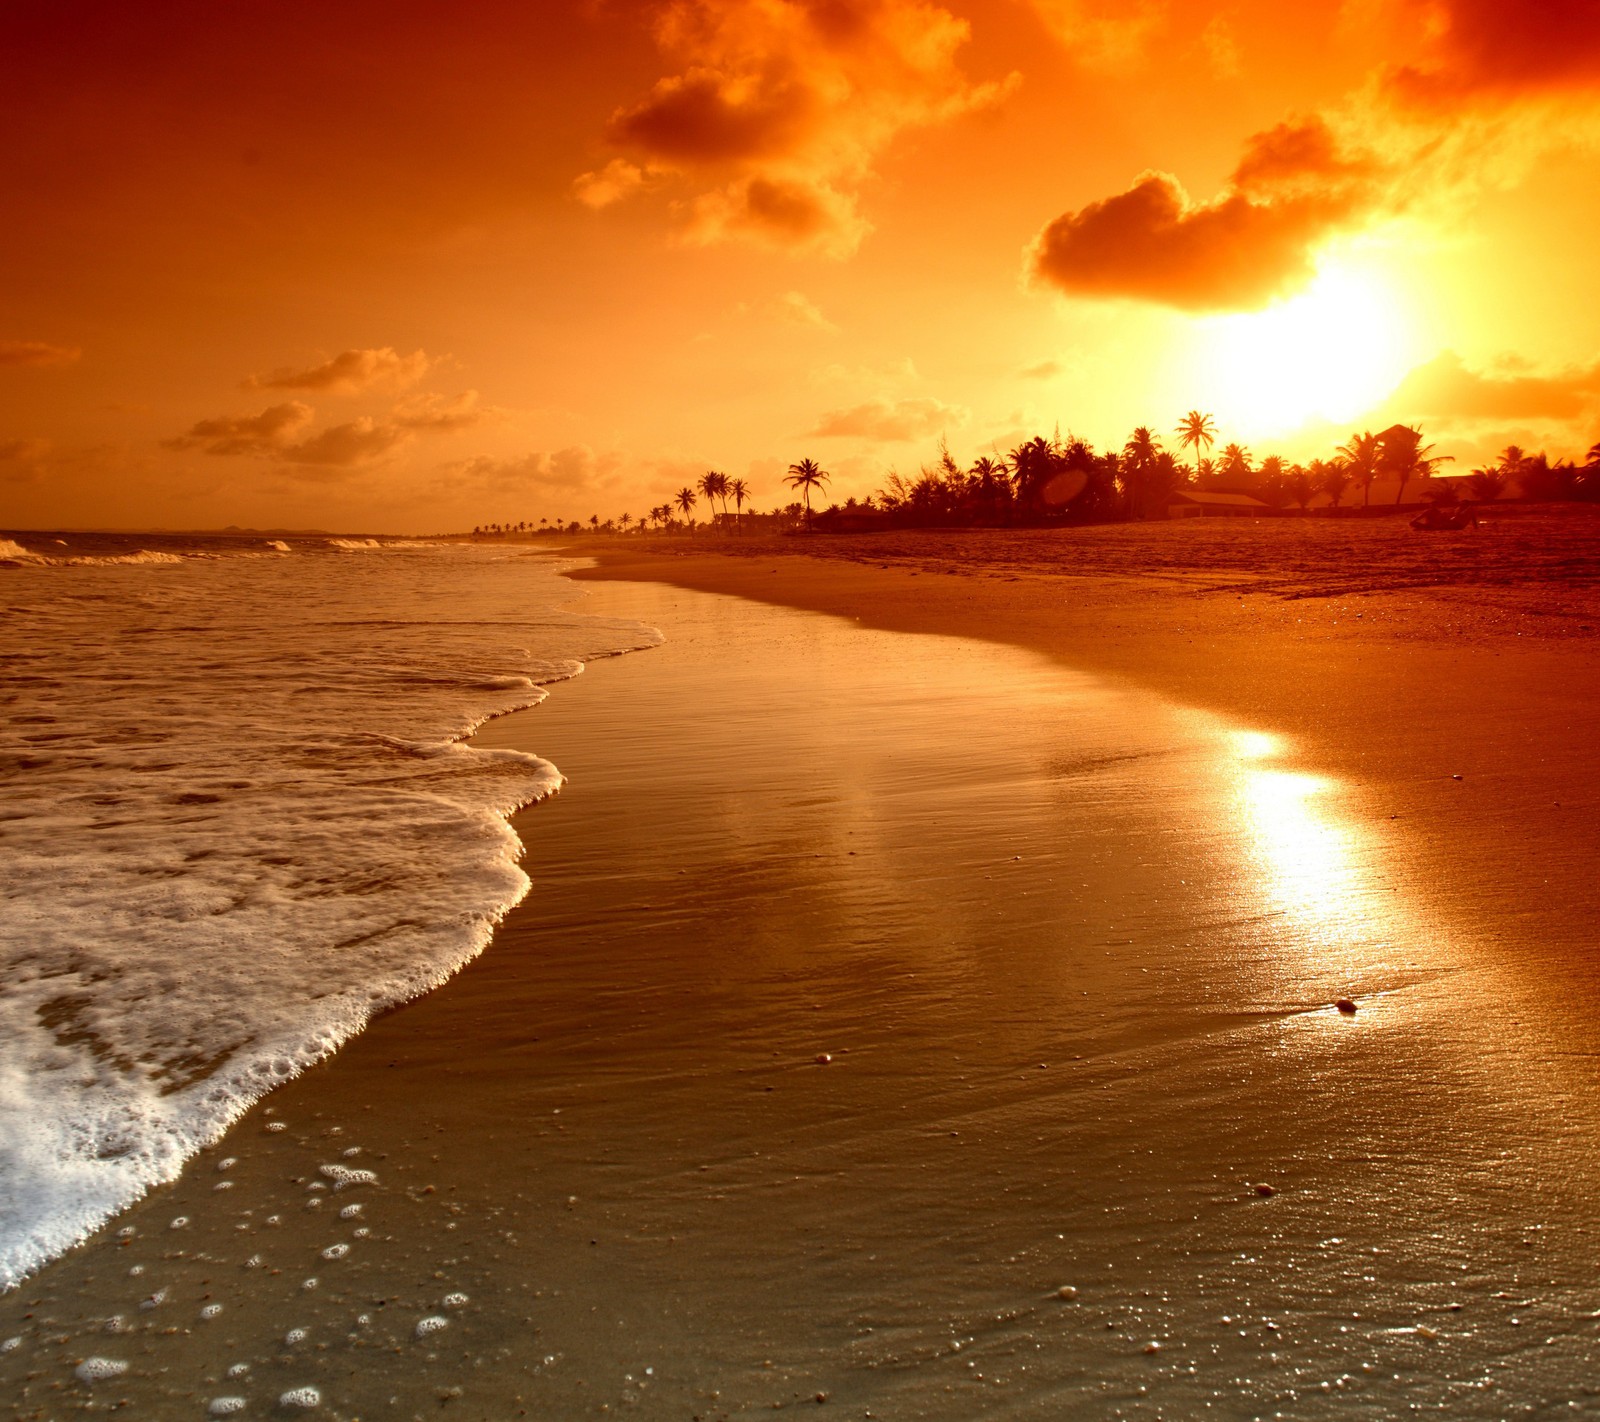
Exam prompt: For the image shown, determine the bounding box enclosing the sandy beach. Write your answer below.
[7,517,1600,1419]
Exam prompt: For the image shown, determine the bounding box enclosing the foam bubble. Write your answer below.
[75,1356,129,1383]
[208,1398,247,1416]
[415,1315,450,1339]
[279,1386,321,1409]
[0,545,660,1289]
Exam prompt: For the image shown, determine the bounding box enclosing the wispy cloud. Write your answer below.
[809,396,968,442]
[0,340,81,367]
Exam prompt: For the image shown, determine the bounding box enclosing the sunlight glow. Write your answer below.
[1194,256,1419,436]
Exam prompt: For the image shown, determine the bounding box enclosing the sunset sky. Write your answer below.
[4,0,1600,531]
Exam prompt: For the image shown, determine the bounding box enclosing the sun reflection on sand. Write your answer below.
[1221,725,1386,979]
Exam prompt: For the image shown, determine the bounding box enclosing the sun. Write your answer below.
[1189,255,1420,437]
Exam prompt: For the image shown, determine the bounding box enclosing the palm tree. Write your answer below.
[698,470,728,526]
[619,512,633,532]
[729,477,750,530]
[675,486,697,531]
[1464,467,1507,502]
[1312,458,1350,509]
[1175,410,1216,476]
[785,458,830,529]
[1122,427,1166,519]
[1337,431,1381,508]
[1218,442,1253,487]
[1378,425,1453,504]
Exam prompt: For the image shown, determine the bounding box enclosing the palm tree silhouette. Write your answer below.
[698,470,728,525]
[1337,431,1381,507]
[729,477,750,530]
[1379,425,1453,504]
[675,486,697,531]
[785,458,829,529]
[1175,411,1216,476]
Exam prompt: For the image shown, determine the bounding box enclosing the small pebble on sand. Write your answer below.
[1336,998,1358,1014]
[1254,1183,1276,1197]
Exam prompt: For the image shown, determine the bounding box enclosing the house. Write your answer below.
[1168,490,1273,518]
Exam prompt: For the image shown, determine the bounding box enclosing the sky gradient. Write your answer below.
[4,0,1600,531]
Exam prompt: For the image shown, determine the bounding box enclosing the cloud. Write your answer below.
[0,340,81,367]
[165,402,316,456]
[809,396,968,442]
[246,347,432,394]
[1387,0,1600,105]
[579,0,1018,255]
[1020,359,1064,379]
[1027,0,1164,70]
[771,290,839,332]
[279,418,410,468]
[0,438,53,481]
[1383,349,1600,423]
[391,390,496,432]
[441,446,620,493]
[1027,117,1385,311]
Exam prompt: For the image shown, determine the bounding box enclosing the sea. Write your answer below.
[0,531,659,1290]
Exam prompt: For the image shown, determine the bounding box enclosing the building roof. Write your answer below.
[1170,490,1270,508]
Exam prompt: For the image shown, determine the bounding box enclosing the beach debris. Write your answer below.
[1335,998,1358,1015]
[1254,1183,1276,1198]
[1055,1286,1078,1300]
[75,1356,129,1384]
[815,1053,833,1065]
[208,1398,247,1416]
[319,1163,377,1191]
[443,1292,469,1309]
[321,1243,350,1260]
[1451,773,1463,781]
[201,1303,224,1320]
[278,1386,321,1409]
[415,1315,450,1339]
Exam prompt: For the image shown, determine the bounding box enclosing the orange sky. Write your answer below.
[3,0,1599,531]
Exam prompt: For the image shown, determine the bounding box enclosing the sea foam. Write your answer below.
[0,540,659,1288]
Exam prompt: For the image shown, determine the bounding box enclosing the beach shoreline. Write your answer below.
[8,531,1600,1417]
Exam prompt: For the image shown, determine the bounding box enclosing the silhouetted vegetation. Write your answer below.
[463,426,1600,540]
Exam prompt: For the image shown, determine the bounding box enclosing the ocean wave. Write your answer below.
[0,546,660,1288]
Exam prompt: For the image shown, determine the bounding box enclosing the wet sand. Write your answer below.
[8,523,1600,1418]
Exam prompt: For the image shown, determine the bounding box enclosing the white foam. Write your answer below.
[75,1356,129,1383]
[0,537,47,563]
[267,540,291,552]
[327,537,381,551]
[0,544,661,1289]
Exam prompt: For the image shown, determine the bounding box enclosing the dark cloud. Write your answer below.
[0,340,81,367]
[579,0,1017,255]
[164,402,315,456]
[1385,349,1600,422]
[246,347,431,394]
[809,396,967,441]
[279,418,409,468]
[1028,118,1383,312]
[1388,0,1600,103]
[608,68,813,164]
